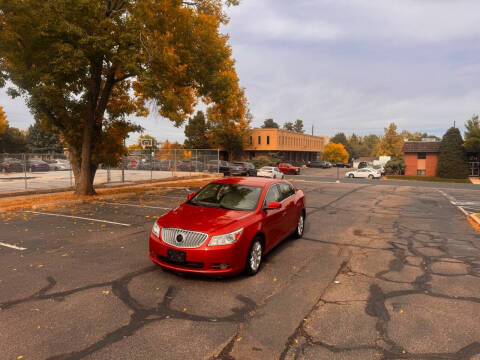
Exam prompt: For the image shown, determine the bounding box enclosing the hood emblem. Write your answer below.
[176,234,184,243]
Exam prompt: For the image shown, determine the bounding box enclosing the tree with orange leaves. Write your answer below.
[0,106,7,135]
[0,0,245,194]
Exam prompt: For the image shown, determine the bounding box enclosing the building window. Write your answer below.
[267,136,270,145]
[418,152,426,159]
[258,136,261,144]
[249,136,252,145]
[417,169,426,176]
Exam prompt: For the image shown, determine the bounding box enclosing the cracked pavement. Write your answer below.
[0,179,479,360]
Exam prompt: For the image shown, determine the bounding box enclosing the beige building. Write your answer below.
[245,128,327,163]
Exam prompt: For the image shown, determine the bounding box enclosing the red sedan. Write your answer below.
[149,177,306,276]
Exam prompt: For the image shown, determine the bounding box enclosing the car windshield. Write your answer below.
[189,183,263,211]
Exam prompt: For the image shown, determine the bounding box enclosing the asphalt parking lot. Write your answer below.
[0,178,479,360]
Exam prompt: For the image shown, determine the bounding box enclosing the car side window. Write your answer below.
[264,185,281,206]
[278,183,295,200]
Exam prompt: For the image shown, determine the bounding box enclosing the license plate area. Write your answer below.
[167,249,186,263]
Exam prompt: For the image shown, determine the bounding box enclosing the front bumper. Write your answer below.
[149,233,245,275]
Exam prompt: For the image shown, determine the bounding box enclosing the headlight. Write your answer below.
[208,228,243,246]
[152,222,161,237]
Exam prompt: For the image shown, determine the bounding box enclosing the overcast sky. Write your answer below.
[1,0,480,144]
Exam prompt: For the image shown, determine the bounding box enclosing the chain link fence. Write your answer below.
[0,149,220,195]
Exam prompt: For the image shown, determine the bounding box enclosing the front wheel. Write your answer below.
[294,211,305,238]
[368,174,374,179]
[245,238,263,276]
[349,174,354,178]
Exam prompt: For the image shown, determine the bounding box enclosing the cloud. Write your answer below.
[227,0,480,44]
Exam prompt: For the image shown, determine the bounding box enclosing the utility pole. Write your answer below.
[311,125,314,136]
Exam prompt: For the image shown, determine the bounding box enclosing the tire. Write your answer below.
[349,174,354,178]
[294,211,305,238]
[368,175,374,180]
[245,237,263,275]
[290,170,295,175]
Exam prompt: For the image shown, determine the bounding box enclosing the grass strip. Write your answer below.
[385,175,471,183]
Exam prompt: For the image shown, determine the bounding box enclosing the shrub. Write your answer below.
[384,158,405,175]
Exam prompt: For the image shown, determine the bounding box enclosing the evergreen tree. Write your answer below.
[26,120,64,153]
[437,127,469,179]
[184,111,210,149]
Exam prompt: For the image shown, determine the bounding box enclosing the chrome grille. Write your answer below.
[161,228,209,248]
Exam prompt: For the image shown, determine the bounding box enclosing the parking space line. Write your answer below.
[25,211,131,227]
[94,201,171,210]
[0,242,27,251]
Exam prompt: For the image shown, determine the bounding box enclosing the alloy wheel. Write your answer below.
[294,212,305,238]
[245,239,263,275]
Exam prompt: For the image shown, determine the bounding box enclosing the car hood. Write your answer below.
[157,203,252,234]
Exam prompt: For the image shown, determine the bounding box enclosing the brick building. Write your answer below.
[403,141,441,176]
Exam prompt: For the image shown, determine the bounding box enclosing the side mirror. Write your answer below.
[265,201,281,210]
[187,192,195,201]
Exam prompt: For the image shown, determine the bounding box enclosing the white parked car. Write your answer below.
[257,166,284,179]
[345,168,381,179]
[48,159,71,171]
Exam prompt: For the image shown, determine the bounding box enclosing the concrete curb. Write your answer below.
[31,199,85,210]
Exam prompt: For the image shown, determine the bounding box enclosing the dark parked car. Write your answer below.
[307,161,331,168]
[179,160,206,172]
[0,159,24,173]
[335,162,352,168]
[207,160,231,175]
[230,162,257,176]
[26,159,49,172]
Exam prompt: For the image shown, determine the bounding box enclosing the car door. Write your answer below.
[261,184,284,251]
[357,169,368,178]
[278,182,297,234]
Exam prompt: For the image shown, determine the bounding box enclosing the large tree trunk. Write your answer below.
[75,118,96,195]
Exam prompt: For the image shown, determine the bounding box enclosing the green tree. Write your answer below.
[0,126,27,153]
[437,127,469,179]
[363,134,380,156]
[184,111,210,149]
[293,119,304,133]
[283,121,294,131]
[322,143,349,163]
[26,120,64,153]
[0,0,244,194]
[464,115,480,153]
[330,133,348,146]
[376,123,404,158]
[207,107,251,160]
[261,118,279,129]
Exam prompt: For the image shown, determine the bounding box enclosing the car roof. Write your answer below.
[213,177,285,187]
